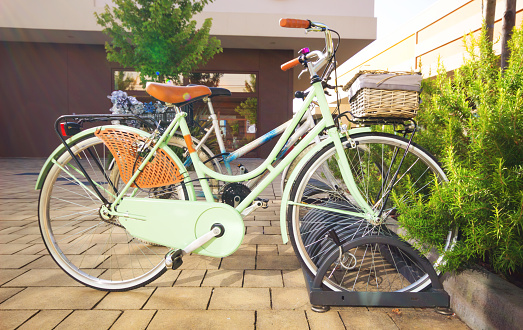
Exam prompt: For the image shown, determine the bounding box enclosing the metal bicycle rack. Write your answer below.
[298,117,451,312]
[301,236,450,312]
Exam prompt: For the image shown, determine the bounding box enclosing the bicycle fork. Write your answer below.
[313,81,377,221]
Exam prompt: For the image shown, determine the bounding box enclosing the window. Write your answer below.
[187,73,258,152]
[111,70,259,154]
[187,73,256,93]
[114,71,146,91]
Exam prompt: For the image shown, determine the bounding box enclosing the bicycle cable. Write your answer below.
[329,29,342,119]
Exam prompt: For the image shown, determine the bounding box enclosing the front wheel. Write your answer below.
[38,134,188,291]
[287,132,457,292]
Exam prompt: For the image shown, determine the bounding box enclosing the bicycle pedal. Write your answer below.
[166,249,183,270]
[237,163,249,174]
[255,198,269,209]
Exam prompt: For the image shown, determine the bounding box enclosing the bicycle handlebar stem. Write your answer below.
[279,19,334,81]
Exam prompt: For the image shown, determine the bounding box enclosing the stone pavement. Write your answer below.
[0,158,469,329]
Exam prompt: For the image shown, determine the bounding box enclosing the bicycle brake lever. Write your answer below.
[298,68,308,79]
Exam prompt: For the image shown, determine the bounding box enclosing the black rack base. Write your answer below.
[299,236,451,311]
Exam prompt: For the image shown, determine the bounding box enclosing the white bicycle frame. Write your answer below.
[187,89,319,177]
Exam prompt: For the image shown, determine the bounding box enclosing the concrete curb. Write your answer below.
[442,266,523,330]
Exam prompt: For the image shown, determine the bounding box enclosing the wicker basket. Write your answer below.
[343,70,421,119]
[350,88,419,118]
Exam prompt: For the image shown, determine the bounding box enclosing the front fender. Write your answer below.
[35,125,195,200]
[279,136,333,244]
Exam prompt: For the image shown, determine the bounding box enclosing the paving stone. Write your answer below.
[306,310,346,330]
[0,287,107,310]
[257,255,300,270]
[0,244,32,255]
[244,220,271,227]
[17,310,72,330]
[386,308,469,329]
[95,287,155,310]
[220,256,255,270]
[338,308,398,329]
[7,235,42,244]
[243,215,255,221]
[271,287,310,310]
[0,269,27,286]
[257,245,278,255]
[0,227,25,235]
[246,226,263,234]
[54,310,121,330]
[110,310,156,330]
[201,269,243,287]
[243,270,283,288]
[230,245,256,256]
[256,310,309,330]
[174,269,206,287]
[144,287,212,310]
[0,255,40,269]
[19,255,59,269]
[0,310,38,330]
[3,269,84,287]
[148,310,254,329]
[146,270,180,287]
[282,270,307,288]
[243,234,282,245]
[14,244,47,255]
[0,214,33,221]
[278,244,295,255]
[208,288,270,310]
[178,255,220,270]
[263,226,281,235]
[254,215,278,221]
[0,288,23,304]
[9,227,41,235]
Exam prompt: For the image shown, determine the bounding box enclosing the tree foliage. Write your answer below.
[394,24,523,275]
[235,74,257,124]
[95,0,222,85]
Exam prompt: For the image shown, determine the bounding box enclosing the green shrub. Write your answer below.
[395,25,523,275]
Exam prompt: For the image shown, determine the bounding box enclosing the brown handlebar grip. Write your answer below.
[281,57,301,71]
[279,18,311,29]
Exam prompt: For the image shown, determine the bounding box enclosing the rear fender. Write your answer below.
[35,125,195,200]
[35,127,100,190]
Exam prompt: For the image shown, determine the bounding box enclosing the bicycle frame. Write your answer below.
[108,80,377,226]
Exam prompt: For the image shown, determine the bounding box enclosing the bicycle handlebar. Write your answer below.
[279,18,334,77]
[281,57,301,71]
[279,18,311,29]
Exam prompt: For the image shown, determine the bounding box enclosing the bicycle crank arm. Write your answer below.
[165,225,224,270]
[183,225,223,255]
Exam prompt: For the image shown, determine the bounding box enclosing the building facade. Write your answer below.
[330,0,523,108]
[0,0,376,157]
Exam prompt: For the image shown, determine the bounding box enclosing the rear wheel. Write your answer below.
[287,132,457,292]
[38,134,188,291]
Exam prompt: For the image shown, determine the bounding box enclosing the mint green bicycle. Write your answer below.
[37,19,457,293]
